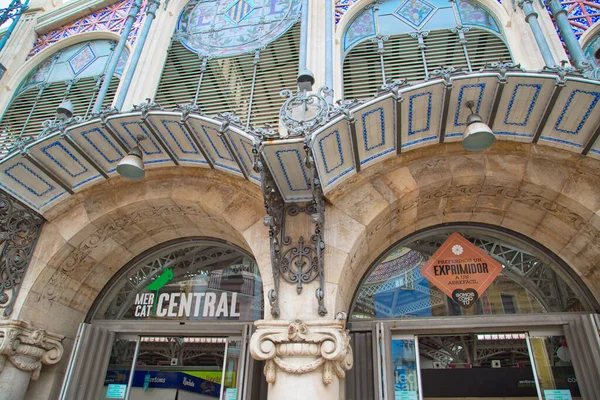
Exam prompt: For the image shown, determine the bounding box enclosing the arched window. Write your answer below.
[341,0,511,99]
[0,40,127,155]
[89,240,264,322]
[154,0,303,129]
[350,226,596,320]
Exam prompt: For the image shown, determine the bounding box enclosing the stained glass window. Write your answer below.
[176,0,302,57]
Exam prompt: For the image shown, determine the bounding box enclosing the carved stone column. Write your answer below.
[250,319,353,400]
[0,320,64,400]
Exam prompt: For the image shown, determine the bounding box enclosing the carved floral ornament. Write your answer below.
[0,320,64,380]
[250,319,353,385]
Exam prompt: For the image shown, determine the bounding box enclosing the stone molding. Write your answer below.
[250,319,353,385]
[0,320,64,380]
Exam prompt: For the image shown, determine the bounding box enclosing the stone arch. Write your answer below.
[0,31,127,113]
[323,142,600,311]
[15,167,270,339]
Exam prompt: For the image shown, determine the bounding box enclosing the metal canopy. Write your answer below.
[2,66,600,212]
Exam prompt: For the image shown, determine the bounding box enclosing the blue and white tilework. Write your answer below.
[67,120,125,175]
[491,73,557,142]
[262,141,312,202]
[311,117,355,193]
[444,75,498,141]
[401,82,444,151]
[225,126,261,183]
[28,134,102,191]
[106,113,174,167]
[0,154,67,211]
[539,79,600,153]
[354,95,396,168]
[185,115,243,178]
[146,112,209,167]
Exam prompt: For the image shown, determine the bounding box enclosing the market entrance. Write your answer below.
[59,239,267,400]
[345,225,599,400]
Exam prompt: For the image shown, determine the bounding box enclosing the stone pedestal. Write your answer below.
[0,320,64,400]
[250,319,353,400]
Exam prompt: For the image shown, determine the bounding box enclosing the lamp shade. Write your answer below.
[462,114,495,152]
[56,100,74,119]
[116,147,145,180]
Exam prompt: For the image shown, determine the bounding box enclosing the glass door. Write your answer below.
[390,334,421,400]
[385,332,550,400]
[99,335,237,400]
[528,333,582,400]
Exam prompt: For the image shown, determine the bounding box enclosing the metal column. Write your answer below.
[519,0,557,68]
[92,0,143,114]
[115,0,161,110]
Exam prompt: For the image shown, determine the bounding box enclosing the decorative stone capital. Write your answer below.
[250,319,353,385]
[0,320,64,380]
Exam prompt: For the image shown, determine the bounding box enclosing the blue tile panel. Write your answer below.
[408,92,432,135]
[503,84,542,127]
[40,141,88,178]
[554,89,600,135]
[275,149,310,192]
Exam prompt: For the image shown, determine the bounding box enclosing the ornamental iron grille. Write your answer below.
[28,0,148,59]
[0,0,27,27]
[90,241,263,321]
[252,141,327,318]
[0,190,44,316]
[351,228,594,320]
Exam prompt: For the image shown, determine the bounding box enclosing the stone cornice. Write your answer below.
[34,0,118,34]
[250,319,353,385]
[0,320,64,380]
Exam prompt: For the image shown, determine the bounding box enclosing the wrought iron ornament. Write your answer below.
[253,143,328,317]
[0,191,43,316]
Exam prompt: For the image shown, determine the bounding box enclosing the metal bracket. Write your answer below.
[252,142,328,318]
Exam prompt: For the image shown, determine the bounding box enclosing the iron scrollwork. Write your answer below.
[279,86,331,137]
[252,142,327,318]
[0,191,44,316]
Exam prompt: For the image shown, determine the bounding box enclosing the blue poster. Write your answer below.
[105,370,221,397]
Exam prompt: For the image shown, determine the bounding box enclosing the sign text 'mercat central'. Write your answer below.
[134,292,241,318]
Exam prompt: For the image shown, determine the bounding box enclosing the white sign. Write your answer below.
[134,292,241,318]
[544,390,572,400]
[395,391,418,400]
[106,384,127,399]
[225,388,238,400]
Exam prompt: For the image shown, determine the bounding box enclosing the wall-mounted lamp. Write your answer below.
[117,135,145,180]
[462,100,495,152]
[56,100,74,120]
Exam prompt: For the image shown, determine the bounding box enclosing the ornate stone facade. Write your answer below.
[250,319,353,385]
[0,320,63,381]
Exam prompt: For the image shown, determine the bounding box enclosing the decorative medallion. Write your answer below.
[67,44,97,75]
[395,0,435,28]
[420,233,502,309]
[177,0,302,57]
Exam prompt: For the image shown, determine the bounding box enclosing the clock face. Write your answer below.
[177,0,302,57]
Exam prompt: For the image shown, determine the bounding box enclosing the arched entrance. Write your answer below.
[345,224,600,400]
[60,238,268,400]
